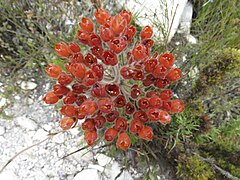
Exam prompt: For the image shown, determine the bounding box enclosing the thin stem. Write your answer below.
[0,132,59,173]
[165,3,179,50]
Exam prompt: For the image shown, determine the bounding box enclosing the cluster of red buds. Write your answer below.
[43,8,184,150]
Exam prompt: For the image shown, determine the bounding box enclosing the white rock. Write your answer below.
[0,126,5,135]
[107,161,121,179]
[15,116,38,130]
[42,124,52,132]
[179,2,193,35]
[73,169,100,180]
[118,0,188,43]
[70,146,93,163]
[117,170,134,180]
[186,34,197,44]
[0,170,17,180]
[20,81,37,90]
[14,95,21,100]
[88,164,104,172]
[33,129,49,141]
[68,127,80,136]
[95,153,112,167]
[52,133,65,144]
[0,136,5,142]
[0,97,7,107]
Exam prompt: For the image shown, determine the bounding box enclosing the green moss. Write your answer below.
[196,118,240,178]
[203,48,240,85]
[177,155,215,180]
[193,48,240,97]
[217,159,240,178]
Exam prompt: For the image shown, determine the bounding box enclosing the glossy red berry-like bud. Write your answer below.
[133,69,144,80]
[54,42,69,57]
[72,83,86,94]
[141,38,154,48]
[113,95,126,108]
[84,53,97,67]
[116,133,131,150]
[138,98,150,109]
[143,74,156,87]
[140,26,153,40]
[82,118,95,131]
[77,30,89,45]
[60,105,76,117]
[166,68,182,82]
[124,25,136,37]
[53,84,70,96]
[104,128,118,142]
[108,37,127,54]
[124,25,136,44]
[146,90,159,98]
[149,96,162,108]
[91,83,107,97]
[133,110,148,122]
[65,61,72,72]
[120,10,132,24]
[83,70,98,86]
[100,24,114,42]
[75,95,87,106]
[98,98,113,113]
[125,102,135,114]
[69,63,86,79]
[102,50,118,66]
[144,58,157,73]
[91,63,104,81]
[57,72,73,85]
[63,92,77,104]
[75,108,85,119]
[147,108,161,121]
[94,115,106,129]
[139,126,153,141]
[120,66,134,79]
[153,64,168,77]
[79,17,94,33]
[162,100,172,112]
[43,92,59,104]
[45,64,62,79]
[88,33,102,47]
[171,99,184,113]
[131,86,142,99]
[84,131,97,146]
[59,117,75,130]
[94,8,111,25]
[159,89,173,100]
[70,53,84,63]
[114,117,127,131]
[90,46,103,60]
[130,120,143,135]
[154,78,169,88]
[159,110,171,125]
[132,44,148,61]
[105,84,120,97]
[158,53,174,68]
[110,14,127,35]
[106,110,119,123]
[79,100,97,116]
[68,42,80,54]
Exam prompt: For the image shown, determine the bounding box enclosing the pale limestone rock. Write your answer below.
[15,116,38,130]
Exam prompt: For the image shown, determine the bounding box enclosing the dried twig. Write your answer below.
[197,154,240,180]
[0,132,59,173]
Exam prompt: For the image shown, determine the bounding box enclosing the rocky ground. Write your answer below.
[0,81,138,180]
